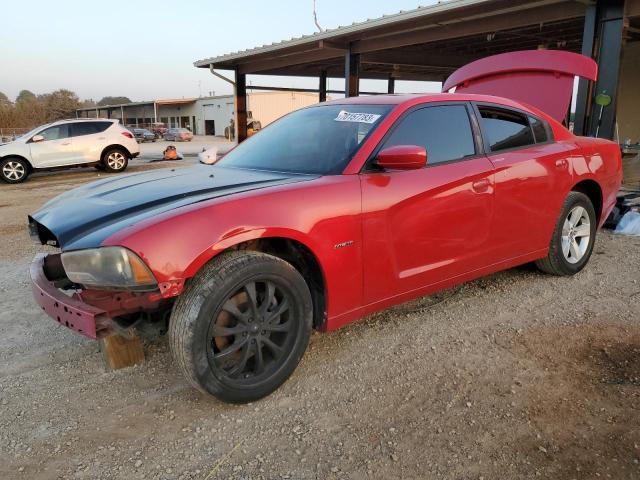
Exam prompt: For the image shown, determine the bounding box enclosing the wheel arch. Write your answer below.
[571,179,603,224]
[1,154,34,171]
[186,233,328,330]
[100,144,132,161]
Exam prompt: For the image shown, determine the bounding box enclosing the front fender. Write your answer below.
[102,175,364,320]
[182,226,325,280]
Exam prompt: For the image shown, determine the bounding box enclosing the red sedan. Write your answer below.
[28,52,622,403]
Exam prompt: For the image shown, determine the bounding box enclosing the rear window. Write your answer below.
[71,121,111,137]
[478,106,535,152]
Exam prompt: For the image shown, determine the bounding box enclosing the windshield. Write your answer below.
[18,123,51,140]
[217,104,392,174]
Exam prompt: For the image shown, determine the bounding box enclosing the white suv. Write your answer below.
[0,118,140,183]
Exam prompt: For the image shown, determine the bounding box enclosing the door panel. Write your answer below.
[28,125,73,167]
[72,132,104,163]
[361,157,495,304]
[487,141,575,259]
[474,104,575,260]
[71,122,110,163]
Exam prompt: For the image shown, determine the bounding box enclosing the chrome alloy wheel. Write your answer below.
[106,151,126,170]
[561,205,591,264]
[2,161,26,181]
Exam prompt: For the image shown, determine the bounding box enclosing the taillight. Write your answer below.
[121,131,133,139]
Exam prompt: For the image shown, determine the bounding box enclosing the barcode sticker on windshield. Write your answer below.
[334,111,381,124]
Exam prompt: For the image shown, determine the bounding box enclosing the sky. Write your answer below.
[1,0,442,102]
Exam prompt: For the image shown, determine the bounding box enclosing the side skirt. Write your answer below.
[325,248,549,331]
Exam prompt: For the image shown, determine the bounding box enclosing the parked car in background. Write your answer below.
[164,128,193,142]
[0,119,139,183]
[150,122,167,139]
[130,128,156,143]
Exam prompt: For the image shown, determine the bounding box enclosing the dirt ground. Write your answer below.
[0,165,639,480]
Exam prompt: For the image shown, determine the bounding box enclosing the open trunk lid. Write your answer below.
[442,50,598,122]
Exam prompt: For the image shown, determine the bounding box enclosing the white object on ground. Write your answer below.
[198,146,219,165]
[615,210,640,236]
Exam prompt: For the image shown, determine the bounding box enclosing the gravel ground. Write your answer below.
[0,166,639,480]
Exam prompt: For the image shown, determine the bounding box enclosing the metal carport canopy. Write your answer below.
[194,0,588,81]
[194,0,590,141]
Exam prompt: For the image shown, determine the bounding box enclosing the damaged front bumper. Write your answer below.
[30,253,164,340]
[30,253,109,339]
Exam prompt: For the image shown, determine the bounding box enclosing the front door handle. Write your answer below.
[61,142,71,146]
[472,178,490,193]
[555,158,568,169]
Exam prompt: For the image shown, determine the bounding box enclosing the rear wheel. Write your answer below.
[102,148,129,173]
[535,191,597,276]
[169,251,313,403]
[0,157,29,183]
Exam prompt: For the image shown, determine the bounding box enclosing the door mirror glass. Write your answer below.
[376,145,427,170]
[31,134,44,143]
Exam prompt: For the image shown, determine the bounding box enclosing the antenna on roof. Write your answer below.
[313,0,323,32]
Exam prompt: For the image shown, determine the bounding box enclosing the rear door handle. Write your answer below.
[472,178,490,193]
[555,159,568,168]
[61,142,71,146]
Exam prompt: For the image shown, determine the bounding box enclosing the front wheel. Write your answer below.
[169,251,313,403]
[0,157,29,183]
[102,148,129,173]
[535,191,597,276]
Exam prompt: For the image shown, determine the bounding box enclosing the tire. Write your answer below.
[169,251,313,403]
[535,191,597,276]
[0,157,30,183]
[102,148,129,173]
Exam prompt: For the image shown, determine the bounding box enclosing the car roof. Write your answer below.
[322,92,532,109]
[48,118,117,126]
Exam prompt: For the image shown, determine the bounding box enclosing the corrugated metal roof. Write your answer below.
[193,0,493,67]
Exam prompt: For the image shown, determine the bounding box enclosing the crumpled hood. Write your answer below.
[29,164,316,250]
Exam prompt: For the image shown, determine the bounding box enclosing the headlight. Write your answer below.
[61,247,157,291]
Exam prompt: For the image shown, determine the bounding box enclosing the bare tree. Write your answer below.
[0,89,83,128]
[16,90,36,104]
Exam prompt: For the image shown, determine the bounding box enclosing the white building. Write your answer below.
[75,92,322,136]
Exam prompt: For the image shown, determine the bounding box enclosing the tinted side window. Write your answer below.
[529,116,549,143]
[94,121,112,133]
[71,122,99,137]
[478,107,534,152]
[381,105,476,165]
[38,124,70,141]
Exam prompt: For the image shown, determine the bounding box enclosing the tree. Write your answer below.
[80,98,97,108]
[16,89,36,104]
[0,88,82,128]
[97,96,132,106]
[0,92,11,107]
[40,89,81,120]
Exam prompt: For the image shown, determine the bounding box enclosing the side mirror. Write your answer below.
[375,145,427,170]
[31,134,45,143]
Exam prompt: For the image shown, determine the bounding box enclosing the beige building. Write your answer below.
[75,91,322,136]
